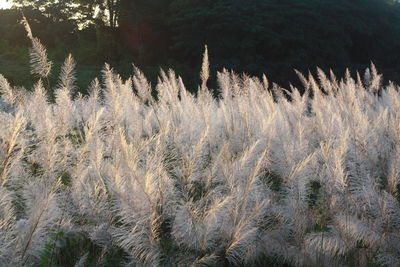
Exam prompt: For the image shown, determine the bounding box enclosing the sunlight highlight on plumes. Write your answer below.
[0,17,400,267]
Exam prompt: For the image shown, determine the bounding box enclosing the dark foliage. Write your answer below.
[1,0,400,92]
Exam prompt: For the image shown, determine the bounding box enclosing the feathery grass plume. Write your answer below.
[89,77,101,98]
[316,67,333,95]
[57,54,77,95]
[294,69,309,92]
[0,188,15,232]
[132,64,152,103]
[200,45,210,90]
[21,16,53,79]
[217,68,232,100]
[0,187,16,266]
[0,75,16,106]
[28,38,52,79]
[368,62,382,93]
[0,112,26,187]
[21,14,33,40]
[15,181,62,265]
[356,71,364,89]
[262,74,269,90]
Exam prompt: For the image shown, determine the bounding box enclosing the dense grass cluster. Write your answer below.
[0,20,400,267]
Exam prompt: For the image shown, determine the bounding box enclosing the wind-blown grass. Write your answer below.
[0,19,399,267]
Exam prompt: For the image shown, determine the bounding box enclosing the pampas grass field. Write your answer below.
[0,18,399,267]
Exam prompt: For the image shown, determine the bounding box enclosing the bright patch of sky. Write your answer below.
[0,0,12,9]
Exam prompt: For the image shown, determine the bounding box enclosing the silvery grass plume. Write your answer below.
[200,45,210,91]
[0,16,399,267]
[21,16,53,79]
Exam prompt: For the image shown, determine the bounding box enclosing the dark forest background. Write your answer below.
[1,0,400,93]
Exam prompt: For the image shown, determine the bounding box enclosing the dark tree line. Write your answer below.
[1,0,400,91]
